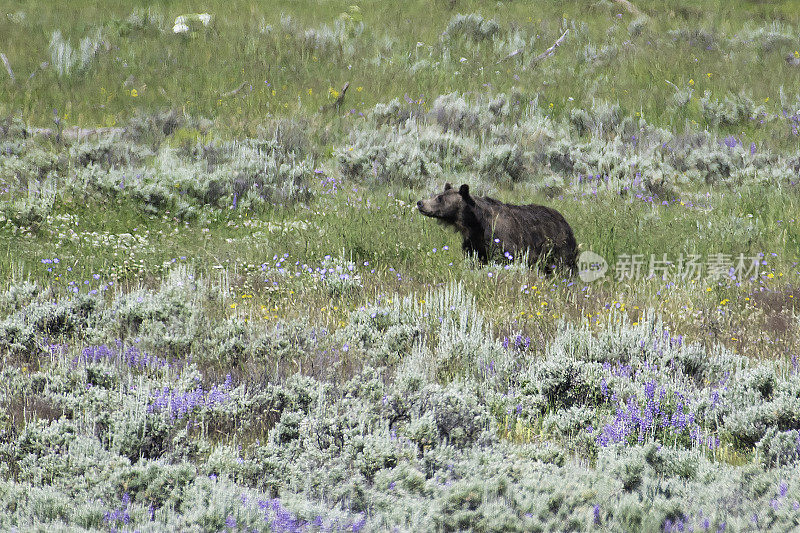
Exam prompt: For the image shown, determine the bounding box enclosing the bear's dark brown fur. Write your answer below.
[417,183,578,274]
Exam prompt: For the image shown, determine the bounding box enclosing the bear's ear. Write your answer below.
[459,184,475,205]
[444,182,452,191]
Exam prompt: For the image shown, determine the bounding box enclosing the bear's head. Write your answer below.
[417,183,474,223]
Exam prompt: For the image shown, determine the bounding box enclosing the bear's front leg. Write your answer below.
[462,238,488,264]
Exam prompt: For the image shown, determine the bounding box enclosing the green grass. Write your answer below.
[1,0,799,138]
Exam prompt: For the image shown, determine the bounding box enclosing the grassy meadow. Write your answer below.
[1,0,800,530]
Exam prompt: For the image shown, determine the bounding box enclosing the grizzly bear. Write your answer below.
[417,183,578,274]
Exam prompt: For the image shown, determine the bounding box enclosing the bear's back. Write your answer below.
[479,196,569,226]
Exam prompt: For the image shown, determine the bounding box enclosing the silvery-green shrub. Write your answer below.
[0,290,102,361]
[478,143,526,182]
[421,382,494,448]
[338,126,444,187]
[700,90,763,127]
[734,21,797,52]
[667,27,717,50]
[568,102,622,138]
[0,116,28,140]
[430,92,481,134]
[442,13,500,42]
[373,98,413,126]
[49,28,103,78]
[0,282,39,313]
[125,108,185,142]
[544,405,597,439]
[337,301,419,367]
[105,266,206,356]
[279,14,363,58]
[628,16,648,38]
[70,138,147,169]
[756,428,800,468]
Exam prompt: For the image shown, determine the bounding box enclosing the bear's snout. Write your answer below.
[416,199,433,217]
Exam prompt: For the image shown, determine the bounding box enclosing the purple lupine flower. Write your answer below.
[644,380,656,400]
[149,375,232,421]
[352,514,367,532]
[103,493,131,526]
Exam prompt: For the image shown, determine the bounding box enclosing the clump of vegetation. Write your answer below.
[1,277,800,530]
[48,28,104,77]
[442,13,501,42]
